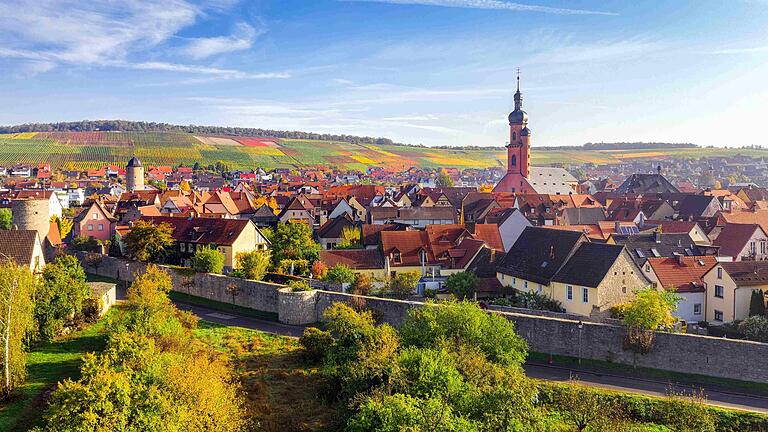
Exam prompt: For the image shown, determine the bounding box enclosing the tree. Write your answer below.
[71,235,100,252]
[191,245,225,274]
[123,220,175,262]
[0,209,11,230]
[233,250,270,280]
[436,169,455,187]
[389,271,420,298]
[552,381,622,432]
[36,254,91,342]
[445,271,478,300]
[311,261,328,279]
[749,289,766,317]
[337,225,362,249]
[50,215,73,239]
[622,288,680,353]
[266,222,320,269]
[325,264,356,285]
[0,261,37,398]
[351,273,373,295]
[179,180,191,192]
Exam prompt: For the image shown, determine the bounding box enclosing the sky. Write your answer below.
[0,0,767,148]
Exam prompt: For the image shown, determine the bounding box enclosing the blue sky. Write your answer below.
[0,0,766,148]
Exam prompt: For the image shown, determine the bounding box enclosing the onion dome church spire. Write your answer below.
[508,69,528,126]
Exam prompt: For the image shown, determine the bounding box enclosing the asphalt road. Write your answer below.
[170,297,768,414]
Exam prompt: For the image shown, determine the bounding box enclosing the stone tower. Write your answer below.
[126,156,144,192]
[12,197,50,242]
[506,72,531,178]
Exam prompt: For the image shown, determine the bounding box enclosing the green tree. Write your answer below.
[445,271,478,300]
[266,222,320,269]
[326,264,356,285]
[234,250,270,280]
[0,261,38,398]
[348,393,477,432]
[191,245,225,274]
[436,169,455,187]
[551,381,623,432]
[622,288,680,331]
[389,271,420,298]
[749,289,766,317]
[36,254,92,342]
[123,220,175,262]
[0,208,12,230]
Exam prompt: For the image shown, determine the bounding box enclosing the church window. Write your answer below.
[510,155,517,166]
[512,132,517,140]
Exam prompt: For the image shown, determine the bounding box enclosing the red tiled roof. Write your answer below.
[319,249,383,270]
[713,223,764,258]
[140,216,252,246]
[646,256,717,293]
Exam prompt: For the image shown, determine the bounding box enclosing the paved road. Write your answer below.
[170,296,768,414]
[524,362,768,413]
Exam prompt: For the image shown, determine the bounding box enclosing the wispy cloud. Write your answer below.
[709,45,768,55]
[181,22,263,59]
[0,0,281,80]
[342,0,616,15]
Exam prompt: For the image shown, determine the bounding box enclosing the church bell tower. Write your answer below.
[506,70,531,178]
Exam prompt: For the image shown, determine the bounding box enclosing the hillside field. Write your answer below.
[0,131,765,171]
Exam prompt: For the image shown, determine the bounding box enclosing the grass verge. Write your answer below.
[528,352,768,395]
[169,291,279,322]
[195,321,339,431]
[0,308,116,431]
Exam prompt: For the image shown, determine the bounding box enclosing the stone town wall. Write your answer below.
[77,253,768,382]
[77,253,284,313]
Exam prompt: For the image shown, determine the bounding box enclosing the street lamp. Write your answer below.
[577,320,583,366]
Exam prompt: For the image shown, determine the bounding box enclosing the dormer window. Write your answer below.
[393,250,402,264]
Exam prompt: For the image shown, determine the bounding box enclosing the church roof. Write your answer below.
[526,167,578,195]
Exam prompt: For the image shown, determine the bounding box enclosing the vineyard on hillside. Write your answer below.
[0,131,761,171]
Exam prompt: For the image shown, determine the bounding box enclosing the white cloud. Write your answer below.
[709,45,768,55]
[130,61,290,79]
[181,22,263,59]
[342,0,616,15]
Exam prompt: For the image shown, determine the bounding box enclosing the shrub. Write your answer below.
[234,250,270,280]
[749,289,766,317]
[299,327,333,361]
[80,297,102,324]
[325,264,356,285]
[36,254,92,342]
[288,280,312,292]
[351,273,373,295]
[389,271,420,299]
[277,258,310,276]
[445,271,478,300]
[311,260,328,279]
[70,235,100,252]
[191,245,225,274]
[738,315,768,343]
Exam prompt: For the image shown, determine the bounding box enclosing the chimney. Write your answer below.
[654,229,661,243]
[675,253,684,266]
[490,248,497,263]
[614,220,620,233]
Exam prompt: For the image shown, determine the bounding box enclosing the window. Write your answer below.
[87,224,93,231]
[714,310,723,322]
[510,154,517,166]
[716,267,722,279]
[97,224,103,231]
[92,213,98,219]
[693,304,702,315]
[537,284,543,294]
[180,243,186,252]
[524,280,528,290]
[582,287,589,303]
[393,251,402,264]
[762,241,766,255]
[714,285,724,298]
[566,285,573,301]
[512,277,516,286]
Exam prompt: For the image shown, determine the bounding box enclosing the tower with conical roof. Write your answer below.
[126,156,144,191]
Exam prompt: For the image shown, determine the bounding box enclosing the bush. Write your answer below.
[80,297,102,324]
[234,250,270,280]
[311,261,328,279]
[444,271,477,300]
[288,280,312,292]
[389,271,420,299]
[351,273,373,295]
[191,245,225,274]
[325,264,356,285]
[490,289,565,313]
[738,315,768,342]
[36,254,92,342]
[299,327,333,361]
[70,235,100,252]
[277,258,310,276]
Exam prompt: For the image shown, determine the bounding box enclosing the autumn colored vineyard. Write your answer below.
[0,131,761,171]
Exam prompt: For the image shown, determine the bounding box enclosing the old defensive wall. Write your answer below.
[79,253,768,383]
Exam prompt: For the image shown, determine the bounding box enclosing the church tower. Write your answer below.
[506,71,531,178]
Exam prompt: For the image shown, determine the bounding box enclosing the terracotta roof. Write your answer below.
[0,230,39,266]
[721,210,768,235]
[469,224,504,251]
[647,256,717,293]
[140,216,255,246]
[381,231,433,266]
[319,249,384,270]
[713,223,764,258]
[361,224,401,247]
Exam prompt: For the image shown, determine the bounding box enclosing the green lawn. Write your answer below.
[0,309,114,431]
